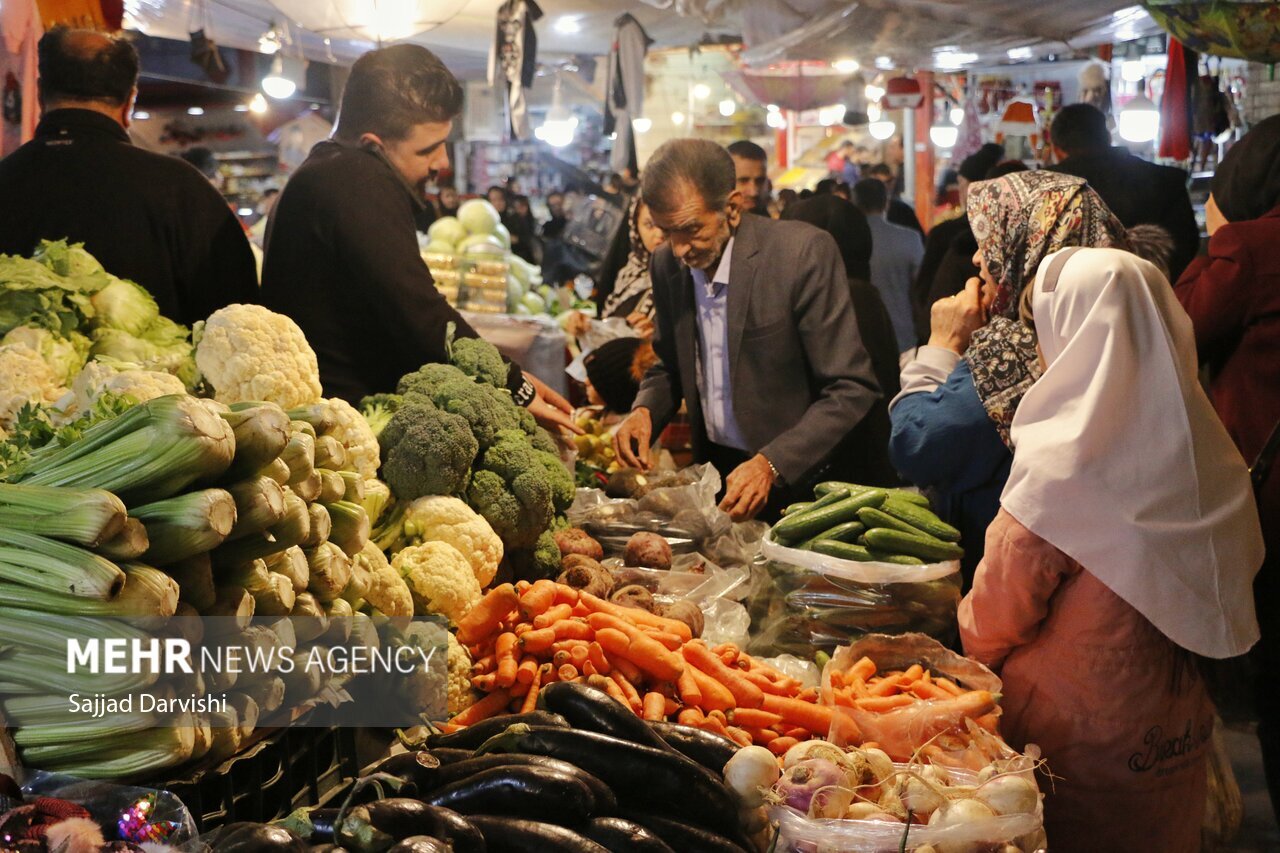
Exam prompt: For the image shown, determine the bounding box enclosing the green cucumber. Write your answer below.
[880,497,961,542]
[813,481,871,497]
[867,550,925,565]
[864,528,964,561]
[780,501,813,517]
[809,540,877,562]
[856,507,940,540]
[812,520,865,543]
[806,488,852,511]
[887,489,931,508]
[770,490,886,545]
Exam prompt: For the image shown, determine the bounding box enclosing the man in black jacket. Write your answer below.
[1049,103,1200,280]
[261,44,574,431]
[0,27,257,326]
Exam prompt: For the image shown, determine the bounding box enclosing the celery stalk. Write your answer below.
[0,484,127,547]
[0,527,125,598]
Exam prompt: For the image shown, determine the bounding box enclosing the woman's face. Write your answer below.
[636,203,665,254]
[972,247,999,310]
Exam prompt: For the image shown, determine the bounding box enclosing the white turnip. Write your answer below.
[723,745,780,808]
[974,774,1039,816]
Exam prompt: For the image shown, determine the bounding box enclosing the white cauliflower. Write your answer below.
[2,326,88,384]
[195,304,322,408]
[447,632,478,716]
[392,541,481,625]
[0,344,67,428]
[401,496,503,588]
[69,359,185,414]
[354,542,413,627]
[324,397,380,479]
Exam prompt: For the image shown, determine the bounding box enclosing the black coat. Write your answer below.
[261,141,522,403]
[0,109,258,325]
[1050,148,1200,280]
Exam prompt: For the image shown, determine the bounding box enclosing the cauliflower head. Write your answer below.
[354,542,414,627]
[196,304,322,408]
[0,344,67,428]
[324,397,380,479]
[401,495,503,588]
[447,632,477,716]
[392,541,481,624]
[70,359,185,414]
[2,326,89,384]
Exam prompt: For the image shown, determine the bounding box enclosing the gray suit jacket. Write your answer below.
[634,213,881,486]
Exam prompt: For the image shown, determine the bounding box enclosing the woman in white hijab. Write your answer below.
[959,247,1263,852]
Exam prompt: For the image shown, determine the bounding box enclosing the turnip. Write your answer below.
[773,759,848,813]
[926,799,998,853]
[861,747,894,784]
[898,772,948,817]
[782,739,846,769]
[974,774,1039,816]
[808,784,855,819]
[843,801,885,820]
[723,745,780,808]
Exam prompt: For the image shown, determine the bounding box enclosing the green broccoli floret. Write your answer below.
[379,399,478,500]
[450,336,508,389]
[509,529,562,581]
[529,426,559,455]
[549,514,570,533]
[516,406,538,436]
[360,392,403,438]
[534,448,575,513]
[466,430,555,549]
[429,377,516,449]
[397,362,469,397]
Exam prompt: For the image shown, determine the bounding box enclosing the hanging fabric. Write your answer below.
[603,13,653,175]
[1158,38,1193,161]
[487,0,543,141]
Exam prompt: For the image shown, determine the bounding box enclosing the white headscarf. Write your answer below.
[1003,247,1263,659]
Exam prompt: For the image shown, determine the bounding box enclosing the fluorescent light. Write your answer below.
[930,124,958,147]
[1121,60,1145,82]
[632,116,652,133]
[187,106,204,116]
[950,106,964,125]
[692,83,711,100]
[237,208,255,216]
[719,98,736,117]
[249,93,268,114]
[671,111,685,126]
[262,56,297,99]
[833,58,860,73]
[132,110,151,120]
[554,16,581,34]
[1118,93,1159,143]
[233,104,249,112]
[1007,46,1033,61]
[868,119,896,140]
[934,51,978,70]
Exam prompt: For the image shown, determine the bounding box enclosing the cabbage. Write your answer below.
[89,317,196,390]
[32,239,109,284]
[89,276,160,336]
[494,222,512,250]
[427,216,468,248]
[457,199,501,235]
[1,326,90,383]
[0,253,94,335]
[459,234,505,255]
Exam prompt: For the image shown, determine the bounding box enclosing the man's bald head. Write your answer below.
[38,25,139,108]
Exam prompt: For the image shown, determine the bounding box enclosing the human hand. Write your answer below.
[626,312,655,339]
[927,278,988,354]
[1205,193,1227,237]
[612,407,653,469]
[719,453,775,521]
[524,371,582,435]
[564,311,592,338]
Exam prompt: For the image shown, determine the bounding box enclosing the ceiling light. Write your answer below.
[868,119,896,140]
[132,110,151,120]
[692,83,711,100]
[554,16,581,34]
[875,56,894,70]
[867,103,882,121]
[262,56,297,99]
[934,51,979,70]
[865,84,885,101]
[1007,46,1034,61]
[249,93,269,114]
[233,104,249,112]
[671,111,686,126]
[833,58,859,73]
[632,116,652,133]
[766,110,785,129]
[536,76,578,148]
[187,106,204,116]
[237,208,255,216]
[818,104,846,126]
[930,124,958,147]
[1121,59,1145,82]
[258,24,282,55]
[766,103,780,113]
[950,106,964,125]
[719,98,736,117]
[1118,92,1159,143]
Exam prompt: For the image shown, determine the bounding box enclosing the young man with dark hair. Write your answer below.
[726,139,769,215]
[262,44,574,431]
[0,26,256,325]
[1049,102,1199,279]
[854,178,923,354]
[864,162,923,235]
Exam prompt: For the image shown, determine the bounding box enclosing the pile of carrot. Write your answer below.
[828,655,1001,733]
[449,579,834,754]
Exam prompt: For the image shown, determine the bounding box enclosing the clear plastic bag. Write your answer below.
[20,771,199,846]
[745,548,962,658]
[604,553,753,647]
[567,463,732,548]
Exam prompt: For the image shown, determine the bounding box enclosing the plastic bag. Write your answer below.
[770,761,1046,853]
[605,553,752,648]
[745,549,962,658]
[567,463,731,547]
[20,771,199,846]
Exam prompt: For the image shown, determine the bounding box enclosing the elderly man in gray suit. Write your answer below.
[613,139,882,521]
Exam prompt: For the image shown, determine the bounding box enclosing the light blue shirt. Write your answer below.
[690,238,749,451]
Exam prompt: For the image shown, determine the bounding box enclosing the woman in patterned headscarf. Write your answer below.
[599,196,664,328]
[887,170,1128,585]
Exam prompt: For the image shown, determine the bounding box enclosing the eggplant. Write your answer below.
[424,711,567,750]
[386,838,451,853]
[309,847,352,853]
[648,721,740,773]
[422,753,616,813]
[467,815,608,853]
[537,682,673,753]
[475,725,738,835]
[424,765,596,825]
[338,799,484,853]
[277,807,341,843]
[428,747,475,765]
[619,811,748,853]
[371,751,443,794]
[199,822,309,852]
[581,817,676,852]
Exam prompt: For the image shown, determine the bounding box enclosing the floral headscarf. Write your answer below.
[602,197,656,320]
[965,170,1129,445]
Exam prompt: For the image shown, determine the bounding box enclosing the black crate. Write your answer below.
[160,725,358,832]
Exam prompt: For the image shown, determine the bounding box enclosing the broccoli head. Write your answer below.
[534,448,575,513]
[428,377,516,449]
[466,427,560,550]
[450,336,508,388]
[508,528,562,582]
[359,392,402,438]
[379,399,478,500]
[529,425,559,455]
[396,362,469,397]
[516,405,538,436]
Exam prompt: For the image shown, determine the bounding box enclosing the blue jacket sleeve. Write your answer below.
[888,360,1012,494]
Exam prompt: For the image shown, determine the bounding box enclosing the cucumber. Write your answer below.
[888,489,931,507]
[813,481,872,497]
[771,489,886,545]
[864,528,964,561]
[867,550,925,565]
[879,497,962,542]
[805,488,852,512]
[856,507,939,540]
[810,540,877,562]
[780,501,813,517]
[811,520,865,543]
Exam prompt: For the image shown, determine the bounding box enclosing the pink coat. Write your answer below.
[959,509,1211,853]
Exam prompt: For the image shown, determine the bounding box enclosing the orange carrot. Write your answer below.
[678,707,705,727]
[592,673,628,705]
[509,679,531,698]
[767,736,799,756]
[686,664,736,713]
[845,675,870,698]
[570,644,590,669]
[611,654,644,685]
[451,689,512,726]
[976,712,1001,733]
[725,726,753,747]
[696,713,732,739]
[677,668,703,706]
[558,663,579,682]
[855,694,916,712]
[550,639,592,654]
[642,691,666,721]
[532,602,574,629]
[578,593,693,641]
[902,664,924,681]
[797,687,819,703]
[664,696,681,716]
[494,632,519,688]
[457,583,519,645]
[867,675,910,697]
[729,708,784,729]
[470,655,496,676]
[741,671,800,696]
[682,641,763,708]
[908,680,952,701]
[850,656,877,681]
[638,629,684,651]
[552,650,573,669]
[520,620,593,654]
[933,677,966,697]
[829,670,846,689]
[587,642,611,675]
[611,670,644,711]
[551,583,581,605]
[515,580,532,593]
[761,694,834,735]
[520,664,548,713]
[582,661,599,677]
[744,726,778,744]
[516,657,539,685]
[591,617,683,682]
[471,673,498,692]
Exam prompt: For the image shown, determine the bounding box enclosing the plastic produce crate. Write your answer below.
[158,725,358,832]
